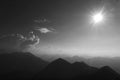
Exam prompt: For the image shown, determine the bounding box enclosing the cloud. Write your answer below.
[33,18,56,34]
[19,36,40,49]
[29,36,40,47]
[19,31,40,49]
[15,34,26,40]
[0,34,26,41]
[35,27,54,34]
[0,31,41,51]
[28,31,40,46]
[34,18,49,23]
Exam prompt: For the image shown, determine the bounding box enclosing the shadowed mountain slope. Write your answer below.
[0,52,48,80]
[90,66,120,80]
[34,58,120,80]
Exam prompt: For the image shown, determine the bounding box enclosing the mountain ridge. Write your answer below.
[34,58,120,80]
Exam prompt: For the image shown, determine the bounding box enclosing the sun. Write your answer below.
[90,7,105,25]
[92,12,103,23]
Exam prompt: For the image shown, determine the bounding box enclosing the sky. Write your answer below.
[0,0,120,58]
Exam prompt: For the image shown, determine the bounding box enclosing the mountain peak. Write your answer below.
[99,66,118,74]
[94,66,119,77]
[91,66,120,80]
[42,58,71,72]
[51,58,71,65]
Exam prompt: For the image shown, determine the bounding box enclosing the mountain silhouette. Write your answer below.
[71,62,98,76]
[34,58,120,80]
[0,52,48,80]
[0,53,120,80]
[90,66,120,80]
[34,58,71,79]
[34,58,97,80]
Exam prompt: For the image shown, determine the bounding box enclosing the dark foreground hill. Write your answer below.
[0,52,48,80]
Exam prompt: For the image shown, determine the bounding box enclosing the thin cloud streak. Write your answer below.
[35,27,54,34]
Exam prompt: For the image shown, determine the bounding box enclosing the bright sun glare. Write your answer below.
[93,13,103,23]
[91,8,105,25]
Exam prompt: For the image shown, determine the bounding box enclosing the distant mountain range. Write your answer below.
[0,52,120,80]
